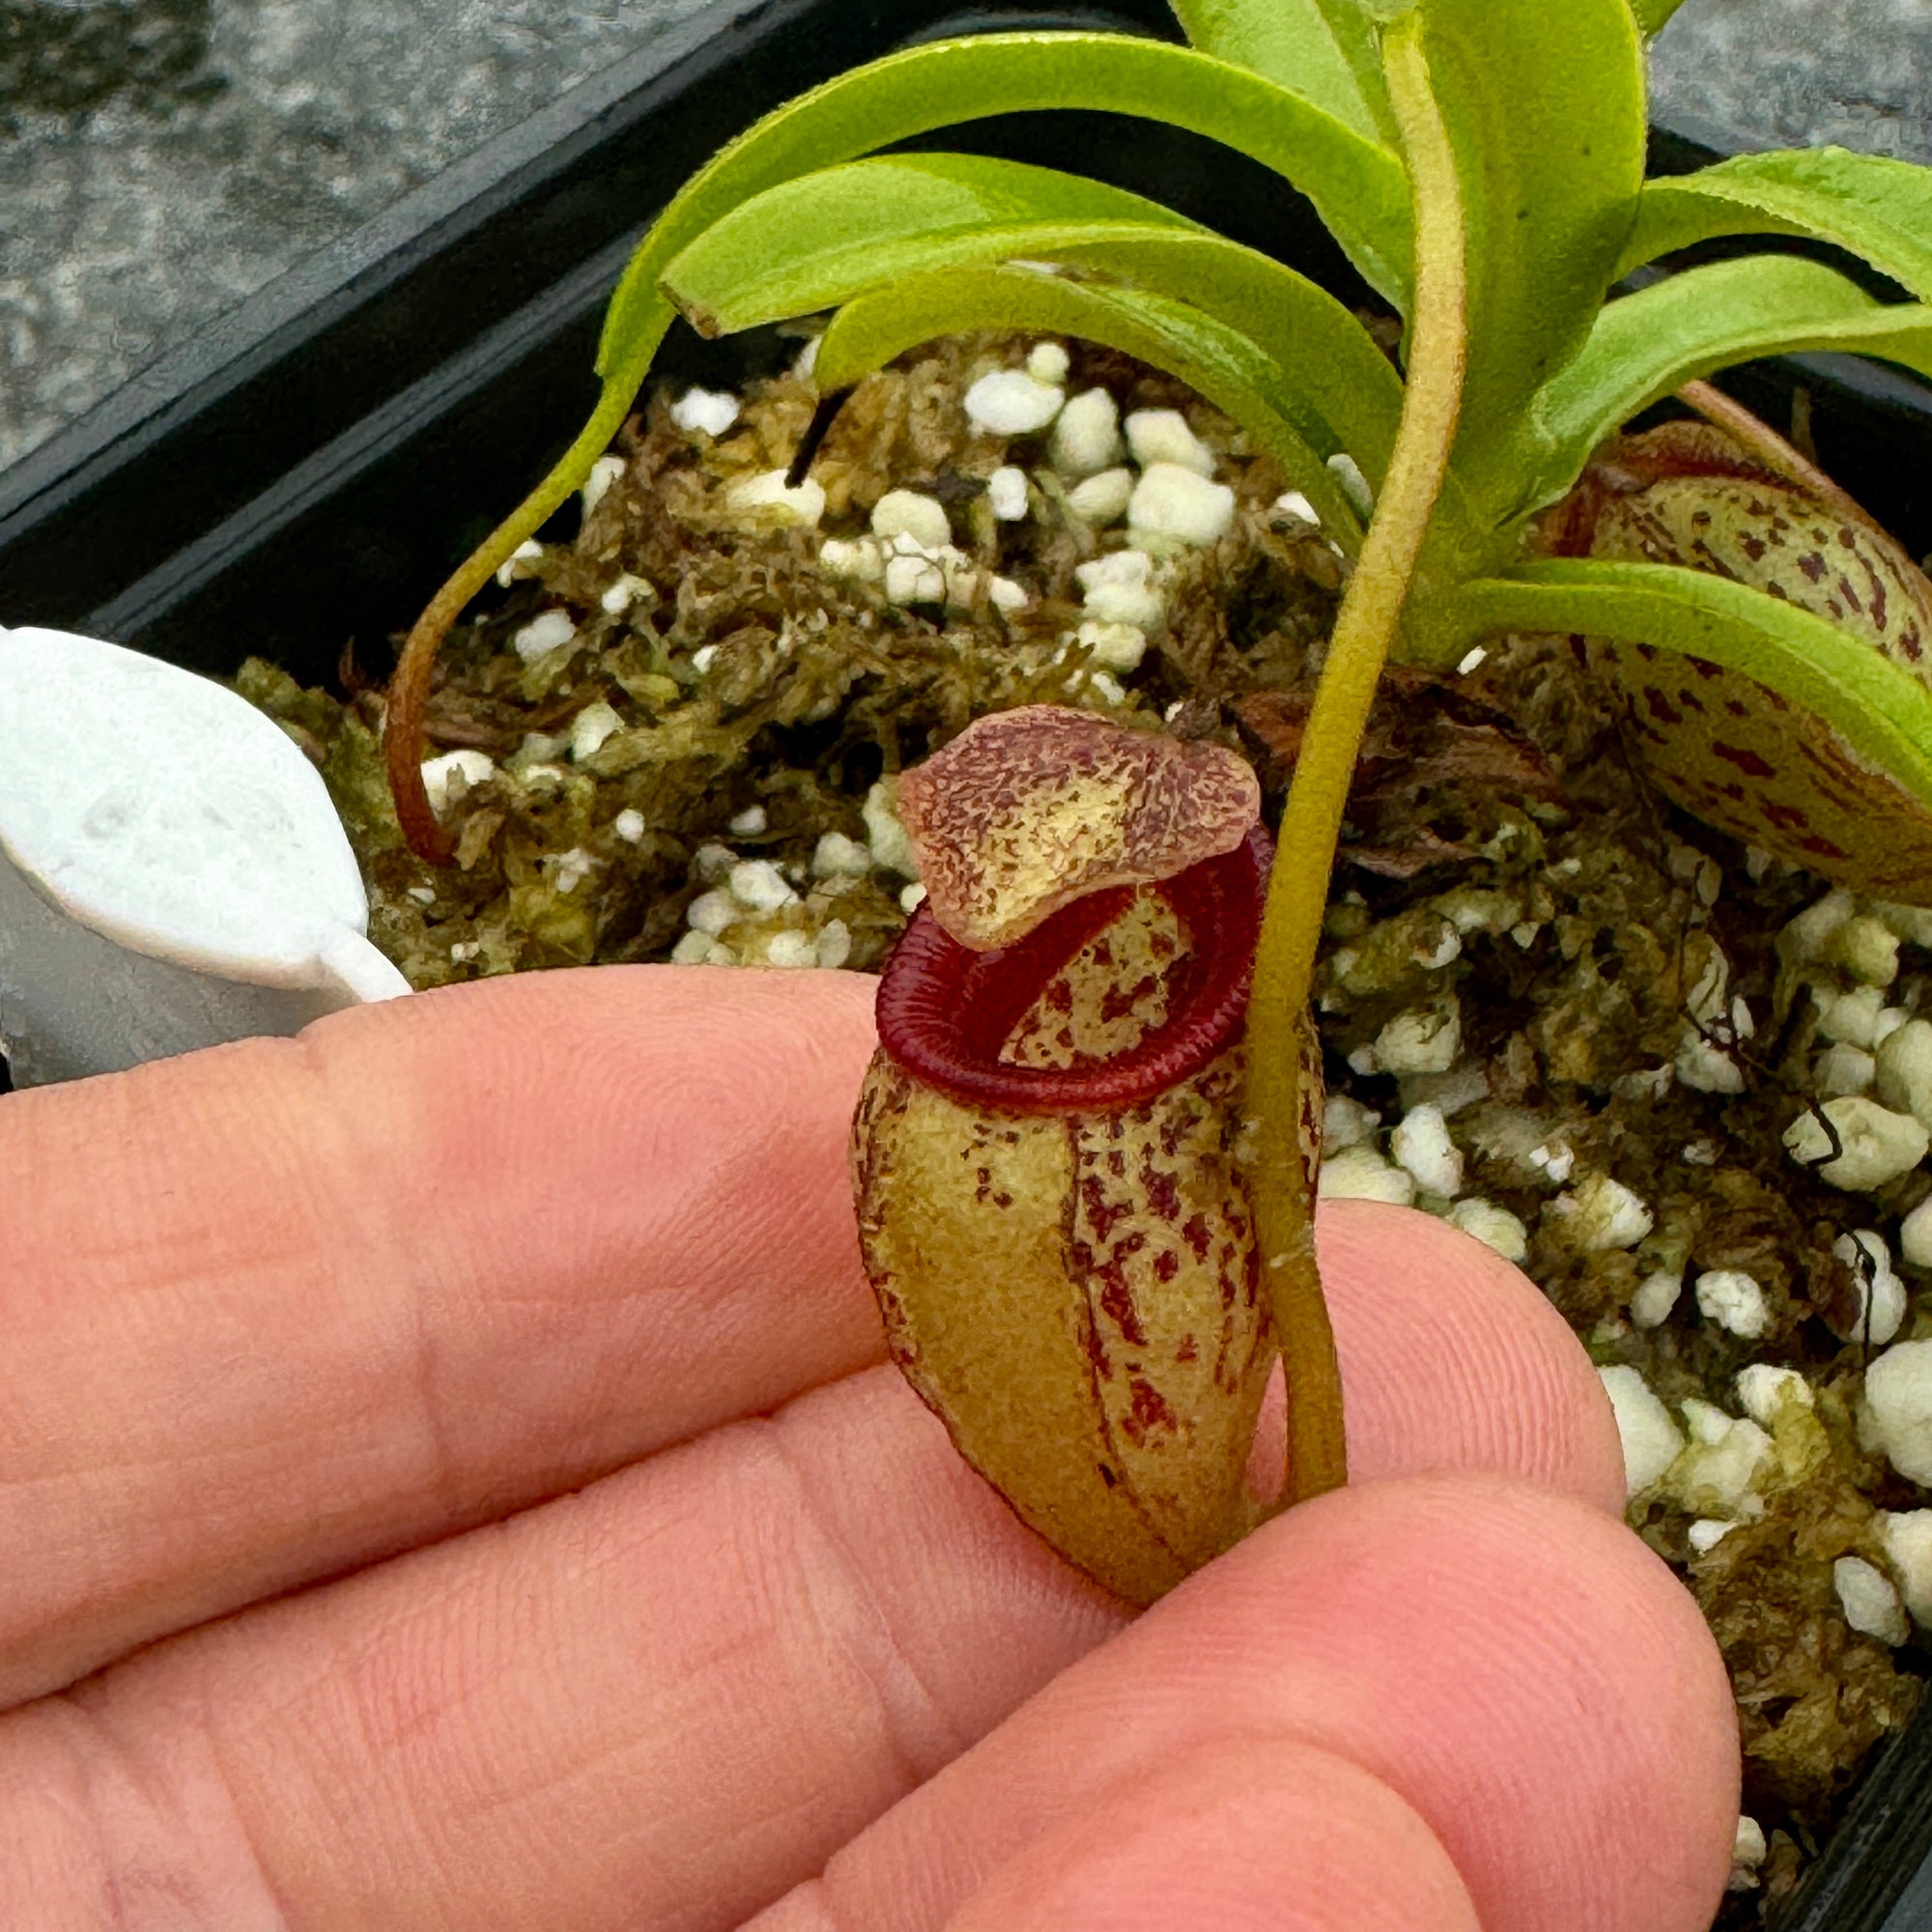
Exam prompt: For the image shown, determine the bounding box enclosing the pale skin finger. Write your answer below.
[1318,1200,1624,1513]
[0,967,884,1706]
[940,1738,1483,1932]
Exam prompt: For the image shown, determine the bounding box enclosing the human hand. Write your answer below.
[0,969,1737,1929]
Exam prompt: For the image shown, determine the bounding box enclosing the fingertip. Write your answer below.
[1317,1200,1626,1515]
[1199,1473,1740,1932]
[943,1736,1480,1932]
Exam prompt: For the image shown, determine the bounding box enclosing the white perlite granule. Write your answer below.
[818,537,884,583]
[884,553,947,607]
[670,387,740,437]
[986,466,1031,521]
[1669,1402,1775,1520]
[1834,1556,1909,1645]
[569,701,622,763]
[1735,1364,1813,1430]
[1878,1510,1932,1625]
[814,921,852,971]
[1390,1104,1463,1198]
[1321,1095,1380,1151]
[1877,1017,1932,1129]
[511,609,577,666]
[1630,1270,1683,1330]
[1902,1190,1932,1268]
[420,750,495,816]
[580,453,626,516]
[601,571,652,615]
[1554,1174,1653,1252]
[864,782,919,877]
[763,930,816,969]
[1127,464,1236,545]
[1445,1198,1528,1263]
[964,368,1065,436]
[1598,1365,1683,1498]
[1050,388,1123,476]
[1814,1041,1877,1098]
[727,861,796,913]
[1695,1269,1771,1341]
[1374,1001,1462,1076]
[810,832,870,879]
[1065,467,1134,525]
[1783,1095,1929,1191]
[496,538,543,586]
[1729,1816,1768,1893]
[1075,549,1163,630]
[1318,1145,1415,1208]
[1815,985,1894,1051]
[1123,408,1215,476]
[1327,450,1375,517]
[1831,1230,1906,1345]
[870,490,952,552]
[1026,340,1070,386]
[685,891,736,938]
[729,469,825,528]
[1864,1341,1932,1483]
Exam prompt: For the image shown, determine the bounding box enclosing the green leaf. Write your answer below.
[662,154,1205,336]
[1437,558,1932,805]
[1414,0,1647,502]
[596,29,1413,415]
[1618,146,1932,299]
[1518,255,1932,518]
[810,264,1369,542]
[660,154,1421,505]
[1167,0,1395,145]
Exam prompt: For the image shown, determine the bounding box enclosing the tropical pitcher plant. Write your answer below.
[379,0,1932,1602]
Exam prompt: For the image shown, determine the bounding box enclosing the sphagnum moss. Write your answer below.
[245,336,1930,1922]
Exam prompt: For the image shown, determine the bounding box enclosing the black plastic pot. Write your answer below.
[2,3,1931,1921]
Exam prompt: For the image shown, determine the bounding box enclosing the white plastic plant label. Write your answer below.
[0,625,410,1085]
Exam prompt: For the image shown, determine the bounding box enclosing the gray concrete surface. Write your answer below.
[0,0,715,473]
[2,0,1930,481]
[1652,0,1932,160]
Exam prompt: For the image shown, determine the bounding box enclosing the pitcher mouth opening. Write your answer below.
[874,822,1270,1115]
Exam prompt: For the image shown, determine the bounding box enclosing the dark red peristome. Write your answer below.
[875,823,1270,1115]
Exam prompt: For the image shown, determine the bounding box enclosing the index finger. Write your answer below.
[0,967,885,1706]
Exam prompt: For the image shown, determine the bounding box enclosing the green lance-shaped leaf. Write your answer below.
[1413,0,1646,507]
[809,263,1369,543]
[1167,0,1396,147]
[1618,146,1932,299]
[660,154,1432,527]
[599,28,1413,410]
[663,153,1208,338]
[1440,558,1932,809]
[1516,255,1932,522]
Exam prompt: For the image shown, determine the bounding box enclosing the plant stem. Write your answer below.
[1244,9,1469,1508]
[384,381,637,864]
